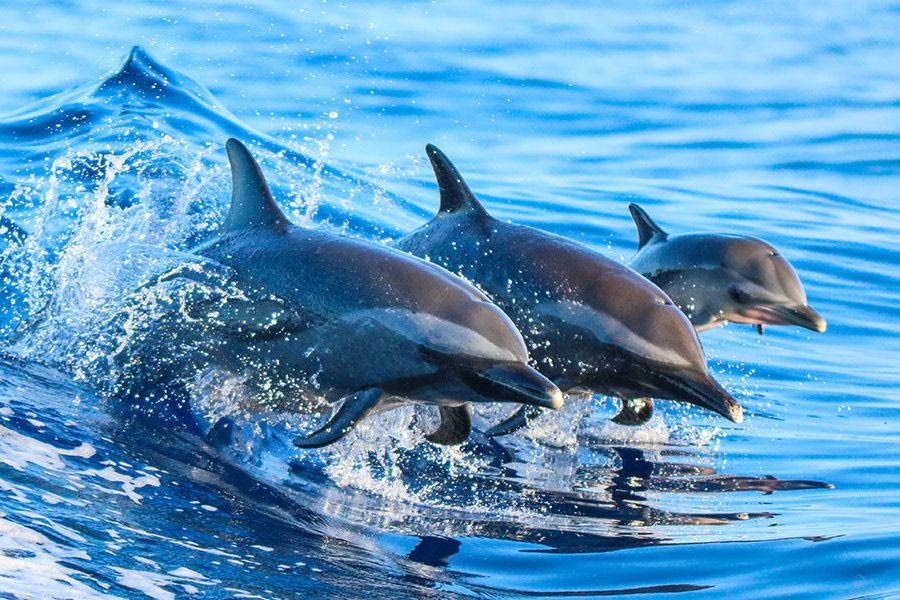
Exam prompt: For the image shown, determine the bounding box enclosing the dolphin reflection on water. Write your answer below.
[302,442,834,565]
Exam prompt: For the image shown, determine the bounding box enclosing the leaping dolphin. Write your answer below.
[394,145,743,433]
[627,204,826,335]
[117,139,562,448]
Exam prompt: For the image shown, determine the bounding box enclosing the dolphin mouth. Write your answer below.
[733,303,826,333]
[472,363,564,410]
[656,371,744,423]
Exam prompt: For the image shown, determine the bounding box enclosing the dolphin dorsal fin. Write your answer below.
[425,144,490,219]
[628,203,668,249]
[222,138,288,232]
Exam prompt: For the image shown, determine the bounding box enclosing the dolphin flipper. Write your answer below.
[425,404,472,445]
[611,398,654,426]
[485,405,541,437]
[628,204,668,249]
[294,388,384,448]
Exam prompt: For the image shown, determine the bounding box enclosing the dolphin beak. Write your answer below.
[474,363,564,410]
[775,304,827,333]
[732,303,827,333]
[657,371,744,423]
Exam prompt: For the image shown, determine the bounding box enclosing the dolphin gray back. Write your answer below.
[629,203,769,271]
[202,138,531,362]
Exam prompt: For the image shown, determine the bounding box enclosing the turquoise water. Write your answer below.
[0,2,898,598]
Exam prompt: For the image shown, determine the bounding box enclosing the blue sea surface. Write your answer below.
[0,2,898,598]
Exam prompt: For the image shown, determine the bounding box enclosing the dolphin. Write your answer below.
[394,145,743,433]
[117,139,562,448]
[627,204,826,335]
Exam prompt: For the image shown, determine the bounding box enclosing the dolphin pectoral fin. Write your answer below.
[294,388,384,448]
[628,203,668,249]
[425,404,473,445]
[611,398,654,426]
[485,406,541,437]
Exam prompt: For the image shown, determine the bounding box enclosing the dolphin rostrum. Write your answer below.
[116,139,562,448]
[628,204,826,335]
[394,145,743,433]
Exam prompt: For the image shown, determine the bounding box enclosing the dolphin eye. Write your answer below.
[729,287,751,303]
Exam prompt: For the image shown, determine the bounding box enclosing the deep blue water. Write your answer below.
[0,2,898,598]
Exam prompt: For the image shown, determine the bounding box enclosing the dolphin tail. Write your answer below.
[485,405,541,437]
[611,397,654,425]
[425,404,473,445]
[294,388,384,448]
[628,203,668,249]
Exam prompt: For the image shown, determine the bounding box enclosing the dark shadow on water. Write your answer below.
[407,536,462,568]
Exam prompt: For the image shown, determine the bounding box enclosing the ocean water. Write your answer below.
[0,2,898,598]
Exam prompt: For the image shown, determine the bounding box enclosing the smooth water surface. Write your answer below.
[0,2,898,598]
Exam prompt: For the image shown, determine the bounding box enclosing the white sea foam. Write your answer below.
[0,516,109,600]
[113,564,217,599]
[0,423,95,472]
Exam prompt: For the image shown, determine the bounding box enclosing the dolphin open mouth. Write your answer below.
[656,371,744,423]
[472,363,564,410]
[733,303,826,333]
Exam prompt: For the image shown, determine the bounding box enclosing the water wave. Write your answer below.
[0,16,894,595]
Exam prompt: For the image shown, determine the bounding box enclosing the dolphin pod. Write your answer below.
[628,204,826,335]
[121,139,563,448]
[0,137,827,449]
[395,144,743,434]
